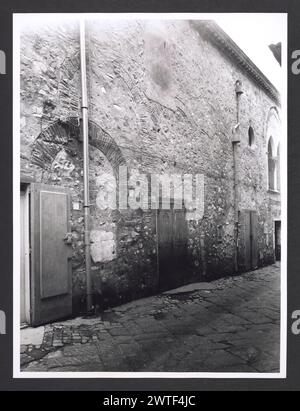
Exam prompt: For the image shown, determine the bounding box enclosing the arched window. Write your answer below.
[248,126,255,147]
[268,137,275,190]
[268,138,280,192]
[276,144,280,192]
[266,107,281,192]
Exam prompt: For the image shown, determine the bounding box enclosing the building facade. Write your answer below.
[19,19,281,326]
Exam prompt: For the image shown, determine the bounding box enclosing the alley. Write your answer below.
[21,263,281,373]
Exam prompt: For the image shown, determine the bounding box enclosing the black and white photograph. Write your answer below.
[13,13,287,377]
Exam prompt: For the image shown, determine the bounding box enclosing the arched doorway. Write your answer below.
[265,107,281,263]
[266,108,281,192]
[21,118,127,325]
[268,137,276,190]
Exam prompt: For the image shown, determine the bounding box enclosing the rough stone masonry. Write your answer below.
[20,19,281,315]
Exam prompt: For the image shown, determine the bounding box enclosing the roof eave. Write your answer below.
[190,20,281,107]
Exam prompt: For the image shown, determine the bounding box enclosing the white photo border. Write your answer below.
[13,12,288,379]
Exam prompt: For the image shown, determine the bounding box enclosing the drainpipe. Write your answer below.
[232,80,243,273]
[80,19,92,313]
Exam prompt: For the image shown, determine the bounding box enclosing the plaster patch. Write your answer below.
[90,230,116,263]
[51,149,75,175]
[21,326,44,346]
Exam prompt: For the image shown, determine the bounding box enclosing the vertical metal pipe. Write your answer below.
[233,82,243,273]
[233,138,239,273]
[80,19,92,313]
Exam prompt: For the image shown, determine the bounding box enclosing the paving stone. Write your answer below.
[21,353,33,366]
[45,356,90,369]
[26,348,49,361]
[63,343,99,360]
[108,327,129,336]
[20,263,281,373]
[53,340,64,348]
[20,345,27,354]
[46,350,64,359]
[203,350,247,371]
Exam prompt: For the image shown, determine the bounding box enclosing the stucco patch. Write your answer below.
[90,230,116,263]
[51,149,75,176]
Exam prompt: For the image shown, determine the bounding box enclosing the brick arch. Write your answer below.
[31,117,126,175]
[266,106,280,124]
[59,52,80,83]
[87,120,127,173]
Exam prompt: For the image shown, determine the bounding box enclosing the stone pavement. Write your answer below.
[21,263,281,373]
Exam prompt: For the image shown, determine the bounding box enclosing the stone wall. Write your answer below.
[20,19,281,314]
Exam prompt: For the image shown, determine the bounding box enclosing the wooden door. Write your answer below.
[244,211,252,271]
[30,184,73,326]
[20,190,30,326]
[275,221,281,261]
[157,205,188,291]
[250,211,258,269]
[173,209,188,276]
[243,210,258,271]
[157,209,173,291]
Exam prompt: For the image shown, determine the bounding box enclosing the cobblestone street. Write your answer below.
[20,263,281,373]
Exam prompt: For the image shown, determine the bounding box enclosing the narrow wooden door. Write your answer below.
[157,209,173,291]
[250,211,258,269]
[20,190,30,326]
[157,205,188,291]
[244,211,252,271]
[244,210,258,271]
[173,209,188,278]
[275,221,281,261]
[30,183,73,326]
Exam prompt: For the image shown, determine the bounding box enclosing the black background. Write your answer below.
[0,0,299,391]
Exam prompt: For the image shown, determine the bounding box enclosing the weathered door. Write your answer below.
[157,209,173,291]
[275,220,281,261]
[20,190,30,326]
[30,183,73,326]
[173,209,188,275]
[244,210,258,271]
[157,205,188,291]
[250,211,258,269]
[244,211,252,271]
